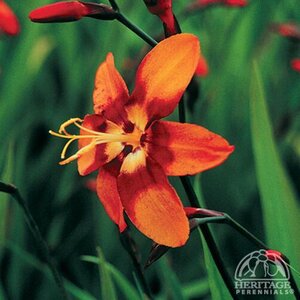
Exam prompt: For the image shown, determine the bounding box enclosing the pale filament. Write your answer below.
[50,118,142,165]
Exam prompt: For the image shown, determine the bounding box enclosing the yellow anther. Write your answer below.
[59,118,83,135]
[50,117,144,166]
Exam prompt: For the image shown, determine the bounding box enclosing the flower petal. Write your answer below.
[0,1,20,36]
[78,114,124,175]
[127,34,200,129]
[93,53,130,126]
[97,159,127,232]
[145,120,234,176]
[117,149,189,247]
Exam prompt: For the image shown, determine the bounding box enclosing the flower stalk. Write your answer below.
[120,229,153,299]
[0,182,69,300]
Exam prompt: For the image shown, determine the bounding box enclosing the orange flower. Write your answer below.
[0,0,20,36]
[50,34,234,247]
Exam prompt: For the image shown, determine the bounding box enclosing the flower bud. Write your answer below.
[224,0,247,7]
[143,0,172,16]
[29,1,117,23]
[291,58,300,73]
[271,23,300,40]
[195,56,209,77]
[143,0,179,36]
[0,1,20,36]
[184,207,224,218]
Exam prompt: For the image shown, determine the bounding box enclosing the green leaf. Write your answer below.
[96,247,118,300]
[182,278,209,299]
[250,62,300,274]
[194,177,232,300]
[5,241,96,300]
[0,142,14,248]
[158,258,187,300]
[198,229,232,300]
[83,253,141,300]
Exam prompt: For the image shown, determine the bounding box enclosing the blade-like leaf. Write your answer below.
[96,247,117,300]
[250,62,300,277]
[82,254,140,300]
[194,177,232,300]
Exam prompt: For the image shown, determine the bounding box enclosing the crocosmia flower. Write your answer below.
[0,0,20,36]
[50,34,234,247]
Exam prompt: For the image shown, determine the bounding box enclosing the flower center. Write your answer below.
[49,117,143,165]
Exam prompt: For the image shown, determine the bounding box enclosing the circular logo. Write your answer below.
[234,249,289,281]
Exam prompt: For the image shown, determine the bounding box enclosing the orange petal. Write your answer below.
[97,159,127,232]
[78,114,124,175]
[0,1,20,36]
[128,34,200,129]
[93,53,130,126]
[145,121,234,176]
[117,149,189,247]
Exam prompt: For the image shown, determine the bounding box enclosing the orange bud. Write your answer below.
[223,0,247,7]
[143,0,172,16]
[195,56,209,77]
[143,0,178,36]
[291,58,300,72]
[184,207,224,219]
[29,1,116,23]
[271,23,300,40]
[0,1,20,36]
[84,178,97,192]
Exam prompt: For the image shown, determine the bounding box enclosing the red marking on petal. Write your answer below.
[78,114,123,175]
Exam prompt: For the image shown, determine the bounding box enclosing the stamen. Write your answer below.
[59,118,83,135]
[50,117,143,165]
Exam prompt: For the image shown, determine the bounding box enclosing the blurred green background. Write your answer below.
[0,0,300,299]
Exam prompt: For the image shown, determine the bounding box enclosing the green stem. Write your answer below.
[108,0,119,12]
[0,182,69,300]
[116,13,158,47]
[120,229,153,299]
